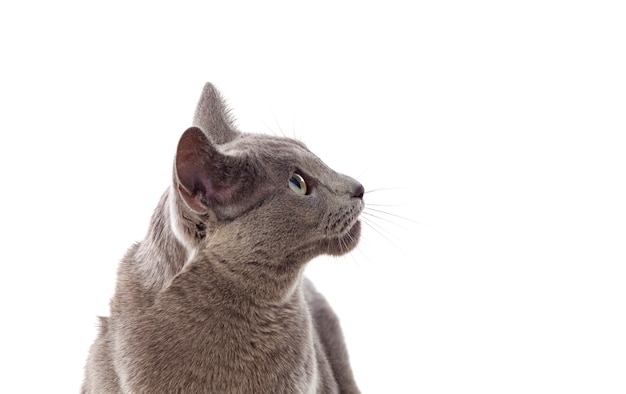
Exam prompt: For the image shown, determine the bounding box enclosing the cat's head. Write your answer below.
[170,83,364,266]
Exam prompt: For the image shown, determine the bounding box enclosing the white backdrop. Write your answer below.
[1,1,625,393]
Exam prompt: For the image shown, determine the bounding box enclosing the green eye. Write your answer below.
[289,173,307,195]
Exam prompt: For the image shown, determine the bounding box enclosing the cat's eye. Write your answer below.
[289,173,308,195]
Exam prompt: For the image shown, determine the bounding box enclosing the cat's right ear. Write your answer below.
[174,126,233,214]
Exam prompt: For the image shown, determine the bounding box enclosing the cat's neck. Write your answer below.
[133,189,190,290]
[133,188,313,300]
[175,231,312,307]
[168,255,307,310]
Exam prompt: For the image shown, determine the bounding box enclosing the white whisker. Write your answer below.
[272,112,287,138]
[361,215,398,240]
[364,207,423,226]
[362,211,411,233]
[352,242,371,267]
[365,203,407,208]
[261,118,279,137]
[364,187,410,194]
[361,217,407,257]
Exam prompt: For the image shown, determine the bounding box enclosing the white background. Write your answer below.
[1,1,625,393]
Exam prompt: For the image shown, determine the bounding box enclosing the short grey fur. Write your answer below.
[82,83,363,393]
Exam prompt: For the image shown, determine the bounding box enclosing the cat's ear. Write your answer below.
[192,82,239,144]
[174,126,236,214]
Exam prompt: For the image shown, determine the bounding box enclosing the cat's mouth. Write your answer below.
[324,219,361,256]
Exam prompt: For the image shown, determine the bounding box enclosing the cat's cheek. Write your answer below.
[280,192,324,229]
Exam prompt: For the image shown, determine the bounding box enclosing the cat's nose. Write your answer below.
[352,183,365,199]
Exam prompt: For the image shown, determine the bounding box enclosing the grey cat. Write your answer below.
[82,83,363,393]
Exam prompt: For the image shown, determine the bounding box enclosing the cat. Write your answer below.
[81,83,363,393]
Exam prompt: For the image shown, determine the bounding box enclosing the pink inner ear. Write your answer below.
[175,127,215,214]
[177,183,208,213]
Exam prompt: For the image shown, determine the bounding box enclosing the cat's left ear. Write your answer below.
[174,126,237,214]
[193,82,239,145]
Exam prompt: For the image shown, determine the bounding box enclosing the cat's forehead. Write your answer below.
[222,133,316,163]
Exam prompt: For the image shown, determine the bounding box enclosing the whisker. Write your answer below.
[361,218,407,257]
[361,214,400,240]
[353,242,373,266]
[291,113,298,140]
[339,235,347,255]
[364,187,411,194]
[354,168,371,182]
[272,112,286,138]
[365,207,423,225]
[362,211,411,232]
[365,203,408,208]
[350,237,365,268]
[364,187,391,194]
[261,118,278,137]
[343,235,358,266]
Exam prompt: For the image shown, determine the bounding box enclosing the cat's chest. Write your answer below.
[153,279,308,349]
[120,295,316,392]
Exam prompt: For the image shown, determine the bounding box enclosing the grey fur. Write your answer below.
[82,83,363,393]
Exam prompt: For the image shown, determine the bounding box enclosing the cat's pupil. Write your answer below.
[289,173,307,195]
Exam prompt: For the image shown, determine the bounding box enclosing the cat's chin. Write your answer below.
[323,220,362,256]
